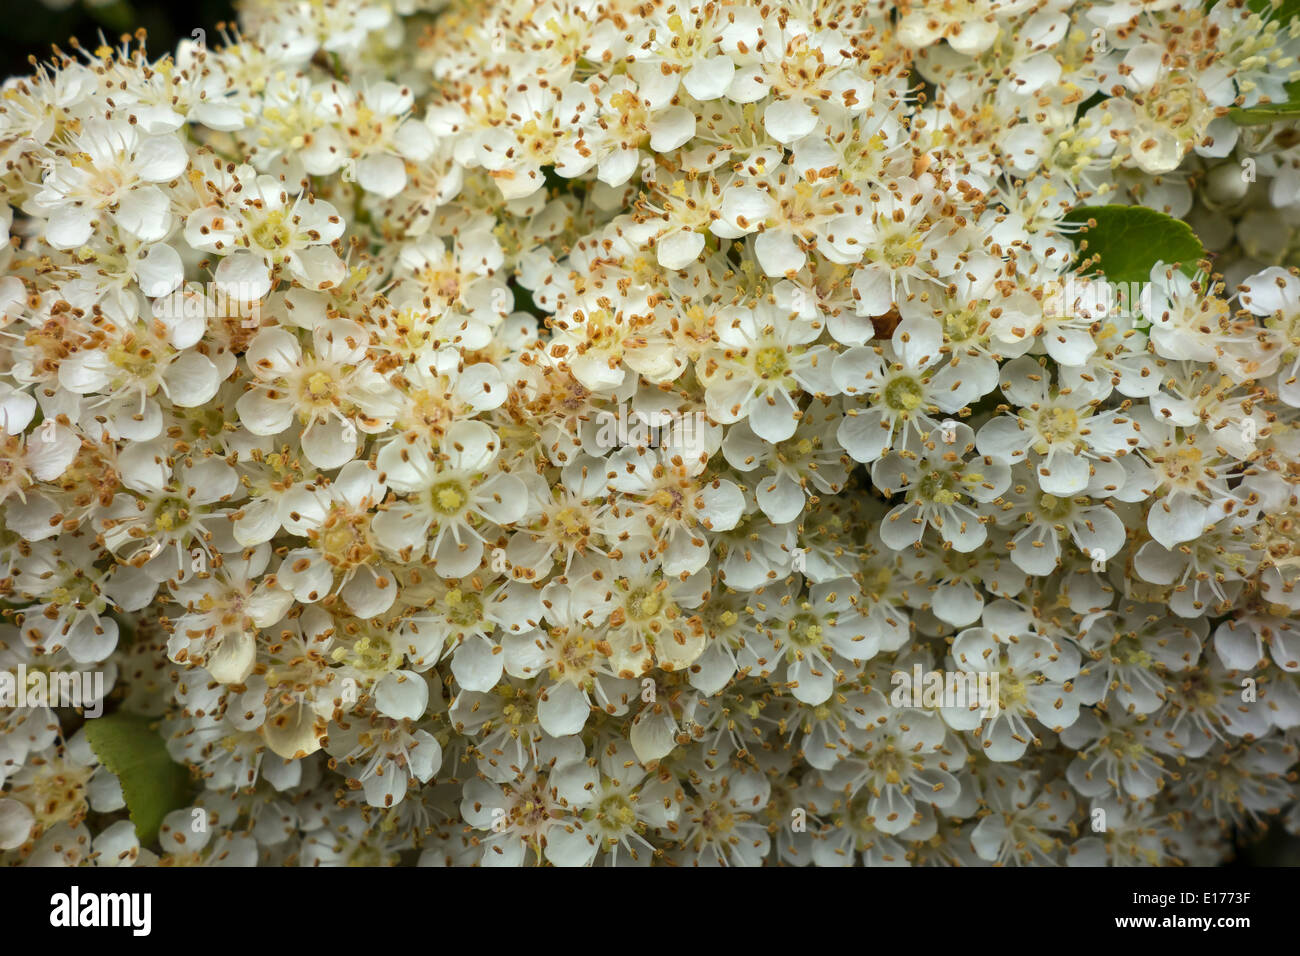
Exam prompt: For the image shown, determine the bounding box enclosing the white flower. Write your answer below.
[626,9,734,105]
[301,82,434,197]
[721,402,850,524]
[821,691,963,835]
[970,771,1076,865]
[834,318,978,462]
[545,738,679,866]
[977,356,1147,497]
[374,421,527,576]
[606,445,745,576]
[669,764,771,866]
[33,119,187,248]
[167,544,291,682]
[996,484,1129,577]
[327,709,442,807]
[3,0,1299,869]
[898,0,1039,54]
[1073,603,1204,713]
[1061,710,1180,801]
[185,170,345,299]
[500,577,637,737]
[871,422,1010,552]
[846,178,960,317]
[748,576,876,704]
[712,167,858,278]
[58,302,223,441]
[698,300,835,442]
[459,737,595,865]
[1133,500,1260,618]
[276,460,393,615]
[1240,266,1300,407]
[602,568,711,677]
[947,606,1083,761]
[237,321,398,469]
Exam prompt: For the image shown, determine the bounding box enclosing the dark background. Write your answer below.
[0,0,237,80]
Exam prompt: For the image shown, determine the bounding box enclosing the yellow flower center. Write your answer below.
[884,376,924,412]
[754,346,789,378]
[251,210,293,250]
[306,372,333,399]
[1038,406,1079,444]
[431,481,467,515]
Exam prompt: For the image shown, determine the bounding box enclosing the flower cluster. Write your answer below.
[2,0,1300,867]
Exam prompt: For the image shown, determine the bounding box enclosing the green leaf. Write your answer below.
[83,712,193,846]
[1062,205,1205,283]
[1209,0,1300,18]
[1223,3,1300,123]
[1247,0,1300,22]
[1229,100,1300,125]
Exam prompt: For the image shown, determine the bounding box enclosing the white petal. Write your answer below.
[0,798,34,849]
[538,681,590,737]
[1147,496,1207,549]
[114,187,172,242]
[764,98,818,143]
[683,56,736,101]
[657,229,705,269]
[698,480,745,531]
[135,134,189,181]
[45,206,93,249]
[375,671,429,720]
[755,230,805,277]
[277,550,333,603]
[357,154,408,198]
[136,243,184,298]
[756,471,804,523]
[301,417,360,470]
[342,570,397,617]
[648,107,696,152]
[215,251,273,301]
[164,351,221,408]
[451,634,503,692]
[630,706,677,763]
